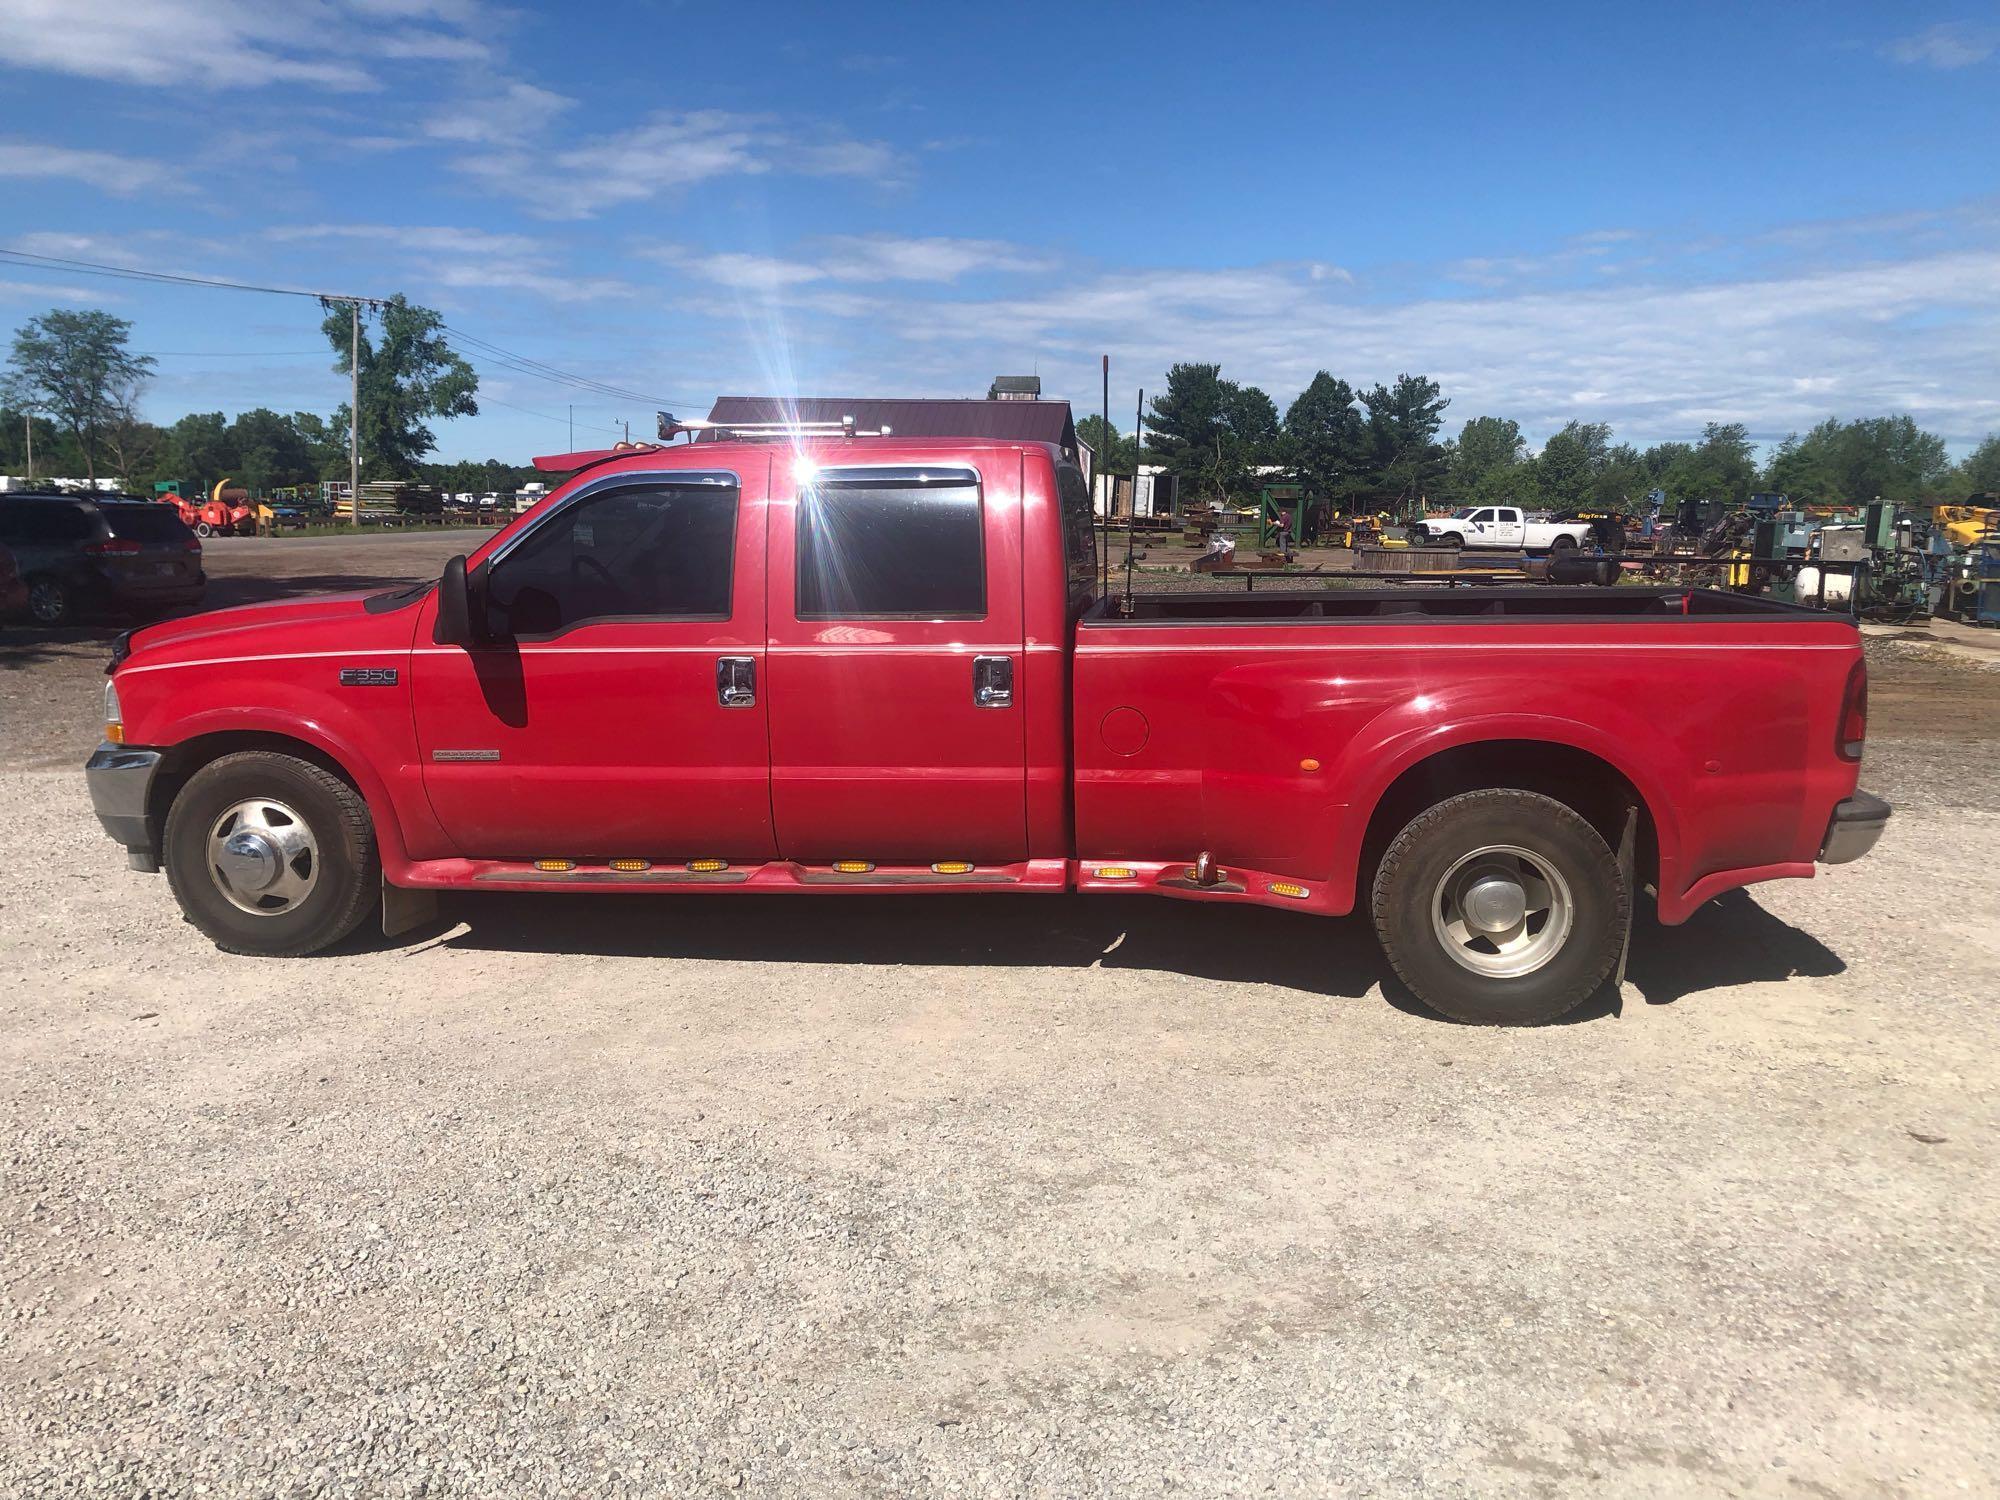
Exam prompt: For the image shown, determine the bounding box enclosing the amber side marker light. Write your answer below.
[609,859,651,873]
[1094,866,1137,880]
[831,860,876,874]
[686,858,728,873]
[105,722,125,745]
[1267,881,1311,899]
[534,859,576,873]
[931,861,974,875]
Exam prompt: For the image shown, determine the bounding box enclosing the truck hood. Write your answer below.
[121,586,429,667]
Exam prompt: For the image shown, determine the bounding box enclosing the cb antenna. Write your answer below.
[1123,387,1142,615]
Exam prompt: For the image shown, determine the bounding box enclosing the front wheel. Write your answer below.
[163,751,379,956]
[1370,788,1627,1024]
[194,521,215,538]
[1436,532,1464,549]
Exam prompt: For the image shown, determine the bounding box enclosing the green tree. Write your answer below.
[1076,414,1139,477]
[321,295,478,478]
[1441,416,1540,507]
[228,409,317,492]
[1954,432,2000,497]
[161,412,238,497]
[2,308,155,484]
[1144,362,1277,502]
[1593,442,1651,509]
[1282,373,1369,501]
[1360,374,1449,511]
[290,411,350,480]
[1535,421,1612,510]
[1762,429,1838,504]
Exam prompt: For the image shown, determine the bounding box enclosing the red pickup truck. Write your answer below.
[86,434,1887,1024]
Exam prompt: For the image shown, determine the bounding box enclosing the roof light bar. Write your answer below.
[656,412,894,442]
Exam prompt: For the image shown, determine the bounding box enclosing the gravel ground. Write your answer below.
[2,537,1998,1497]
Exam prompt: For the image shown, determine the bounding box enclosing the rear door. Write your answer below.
[1490,507,1525,547]
[765,458,1028,864]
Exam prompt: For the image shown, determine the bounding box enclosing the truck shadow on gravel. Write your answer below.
[428,884,1845,1024]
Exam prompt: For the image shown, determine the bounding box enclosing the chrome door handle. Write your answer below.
[717,655,755,707]
[973,655,1013,709]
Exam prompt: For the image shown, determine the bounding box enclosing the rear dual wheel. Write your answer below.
[1371,789,1627,1025]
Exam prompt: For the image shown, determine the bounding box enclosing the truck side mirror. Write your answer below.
[433,554,485,647]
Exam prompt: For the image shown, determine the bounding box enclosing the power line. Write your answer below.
[476,393,625,439]
[137,349,331,358]
[438,323,708,410]
[0,246,713,426]
[0,248,380,305]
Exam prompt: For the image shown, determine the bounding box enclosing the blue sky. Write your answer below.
[2,0,1998,461]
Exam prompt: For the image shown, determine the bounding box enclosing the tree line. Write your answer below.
[1081,361,2000,513]
[9,302,1998,513]
[1,299,483,498]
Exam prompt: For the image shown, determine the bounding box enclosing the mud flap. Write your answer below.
[381,879,440,940]
[1614,805,1637,990]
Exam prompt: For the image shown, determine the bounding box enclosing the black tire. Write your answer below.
[1437,532,1464,549]
[194,521,214,538]
[25,575,69,626]
[1551,534,1578,554]
[163,750,379,957]
[1370,788,1627,1025]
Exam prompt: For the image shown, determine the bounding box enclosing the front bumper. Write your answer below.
[1820,790,1890,865]
[85,742,163,872]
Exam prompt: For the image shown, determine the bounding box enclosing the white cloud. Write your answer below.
[1883,22,1998,69]
[0,141,179,194]
[264,223,638,302]
[0,277,107,302]
[455,111,904,218]
[422,80,574,146]
[0,0,496,91]
[736,247,2000,446]
[659,235,1054,290]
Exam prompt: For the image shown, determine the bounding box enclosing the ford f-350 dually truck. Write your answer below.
[86,432,1887,1024]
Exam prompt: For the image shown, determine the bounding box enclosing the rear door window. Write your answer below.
[2,502,93,543]
[1057,464,1097,610]
[102,506,195,544]
[796,467,985,619]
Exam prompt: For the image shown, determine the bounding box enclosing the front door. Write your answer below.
[764,458,1027,864]
[413,466,774,862]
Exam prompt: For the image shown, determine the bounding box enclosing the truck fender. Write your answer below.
[149,703,420,873]
[1321,698,1684,914]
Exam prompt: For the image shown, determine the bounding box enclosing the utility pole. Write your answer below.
[22,414,31,482]
[568,405,574,451]
[349,301,361,528]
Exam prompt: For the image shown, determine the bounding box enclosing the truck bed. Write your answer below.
[1070,584,1863,924]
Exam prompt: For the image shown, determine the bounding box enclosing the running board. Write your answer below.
[401,857,1069,894]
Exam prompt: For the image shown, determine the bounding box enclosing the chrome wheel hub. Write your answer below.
[1432,844,1572,979]
[206,799,319,915]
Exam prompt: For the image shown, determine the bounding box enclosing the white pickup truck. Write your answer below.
[1410,506,1593,552]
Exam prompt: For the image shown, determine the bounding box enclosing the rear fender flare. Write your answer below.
[1323,701,1684,913]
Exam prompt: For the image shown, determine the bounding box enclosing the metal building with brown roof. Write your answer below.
[701,396,1079,467]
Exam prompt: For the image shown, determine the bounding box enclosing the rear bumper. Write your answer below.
[1820,790,1890,865]
[85,742,163,872]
